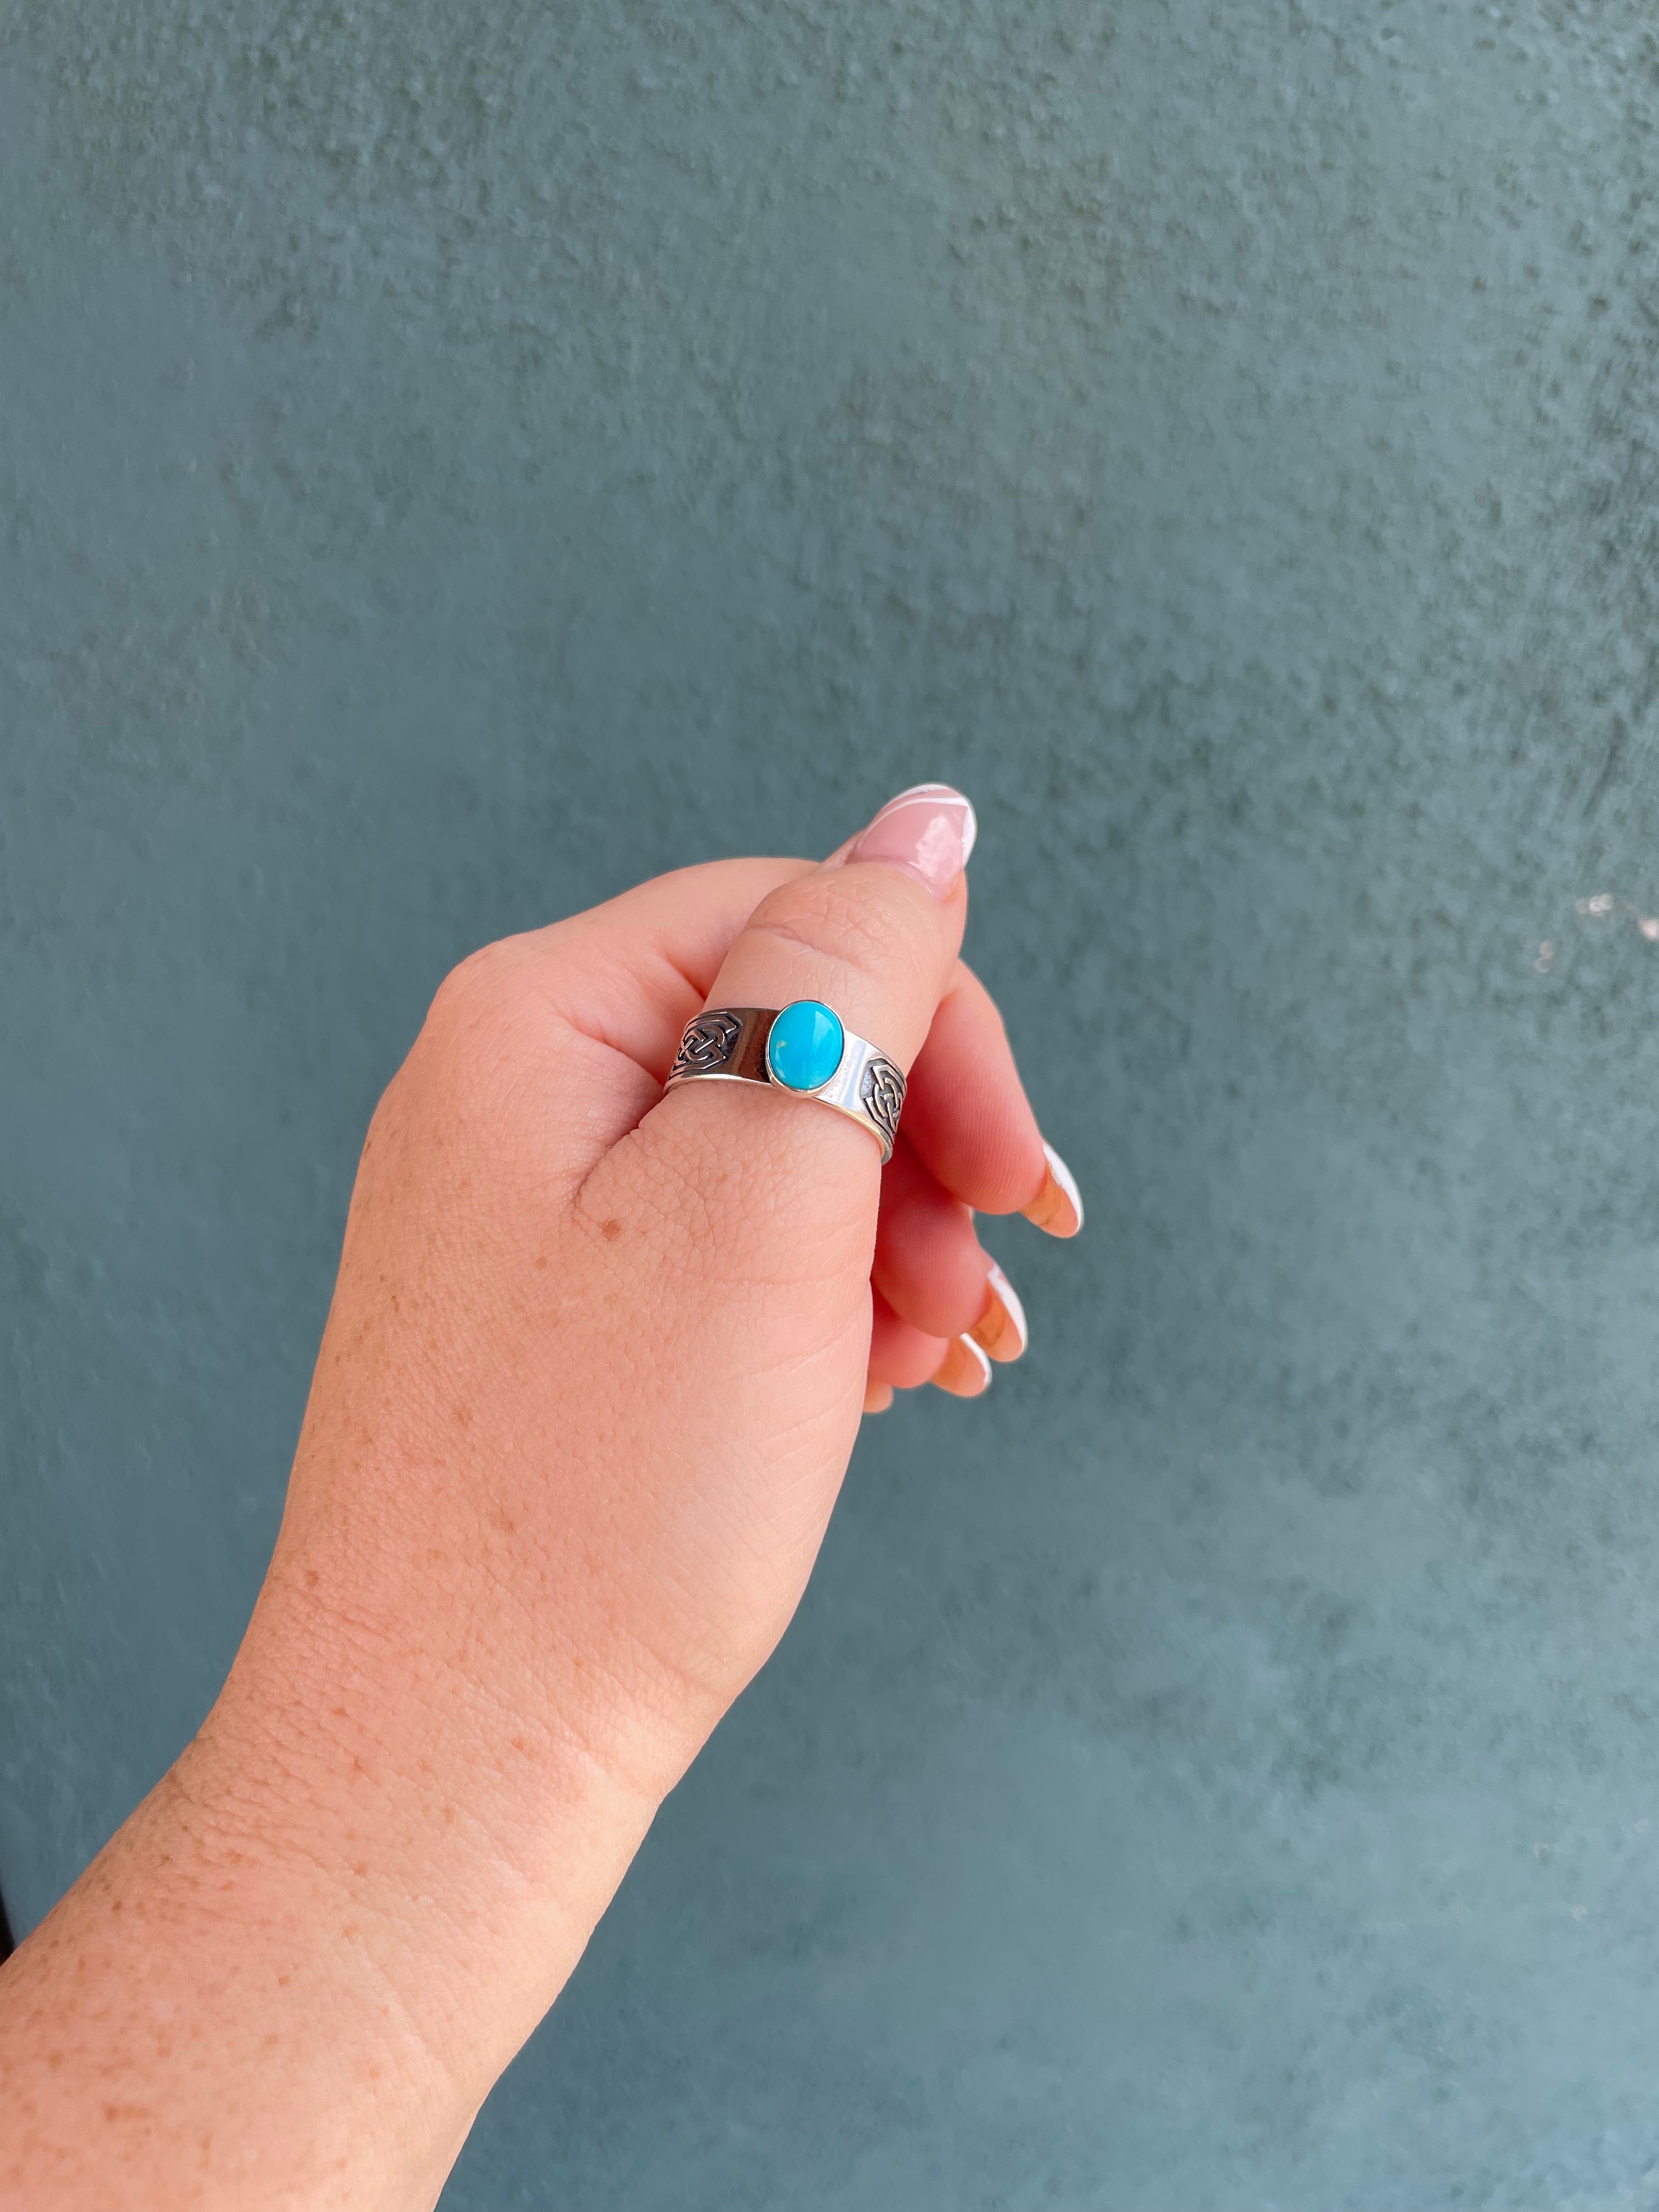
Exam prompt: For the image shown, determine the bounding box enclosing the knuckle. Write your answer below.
[393,938,555,1141]
[746,871,931,985]
[426,939,526,1037]
[419,941,551,1094]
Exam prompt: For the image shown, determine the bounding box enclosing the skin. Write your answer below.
[0,808,1080,2211]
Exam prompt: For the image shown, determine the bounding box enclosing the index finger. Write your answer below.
[899,963,1059,1219]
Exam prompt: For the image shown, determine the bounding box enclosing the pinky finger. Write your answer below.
[868,1289,949,1389]
[868,1292,992,1402]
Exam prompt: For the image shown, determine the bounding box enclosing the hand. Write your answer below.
[0,786,1081,2210]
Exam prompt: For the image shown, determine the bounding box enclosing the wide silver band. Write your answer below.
[665,1006,906,1163]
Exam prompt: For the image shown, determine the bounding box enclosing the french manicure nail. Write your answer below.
[930,1334,993,1398]
[1022,1142,1084,1238]
[845,783,977,901]
[968,1260,1028,1363]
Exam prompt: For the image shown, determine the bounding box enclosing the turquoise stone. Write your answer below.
[766,998,845,1092]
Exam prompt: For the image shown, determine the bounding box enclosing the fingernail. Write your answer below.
[1021,1142,1084,1238]
[863,1381,895,1415]
[930,1334,992,1398]
[968,1260,1028,1363]
[845,783,977,900]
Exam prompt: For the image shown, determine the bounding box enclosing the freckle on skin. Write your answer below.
[535,1254,548,1268]
[602,1217,622,1241]
[304,1570,319,1589]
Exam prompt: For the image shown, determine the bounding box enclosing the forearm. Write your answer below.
[0,1574,662,2211]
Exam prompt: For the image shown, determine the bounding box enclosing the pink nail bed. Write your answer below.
[846,783,977,899]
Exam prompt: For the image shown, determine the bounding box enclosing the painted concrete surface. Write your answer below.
[4,2,1659,2202]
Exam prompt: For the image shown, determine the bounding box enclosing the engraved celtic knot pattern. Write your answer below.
[861,1056,906,1149]
[671,1011,742,1080]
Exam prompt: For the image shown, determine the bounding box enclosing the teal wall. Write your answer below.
[6,3,1659,2203]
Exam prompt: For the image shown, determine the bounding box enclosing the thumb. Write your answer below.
[594,785,975,1265]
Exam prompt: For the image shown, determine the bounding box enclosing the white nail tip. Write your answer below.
[1043,1142,1084,1230]
[868,783,978,869]
[985,1261,1028,1353]
[958,1334,993,1390]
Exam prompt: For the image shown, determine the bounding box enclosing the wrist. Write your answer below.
[2,1716,483,2210]
[1,1551,672,2210]
[200,1560,667,2102]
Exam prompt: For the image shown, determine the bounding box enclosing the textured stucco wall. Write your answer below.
[5,2,1659,2204]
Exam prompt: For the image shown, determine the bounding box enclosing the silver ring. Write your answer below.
[665,1002,906,1163]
